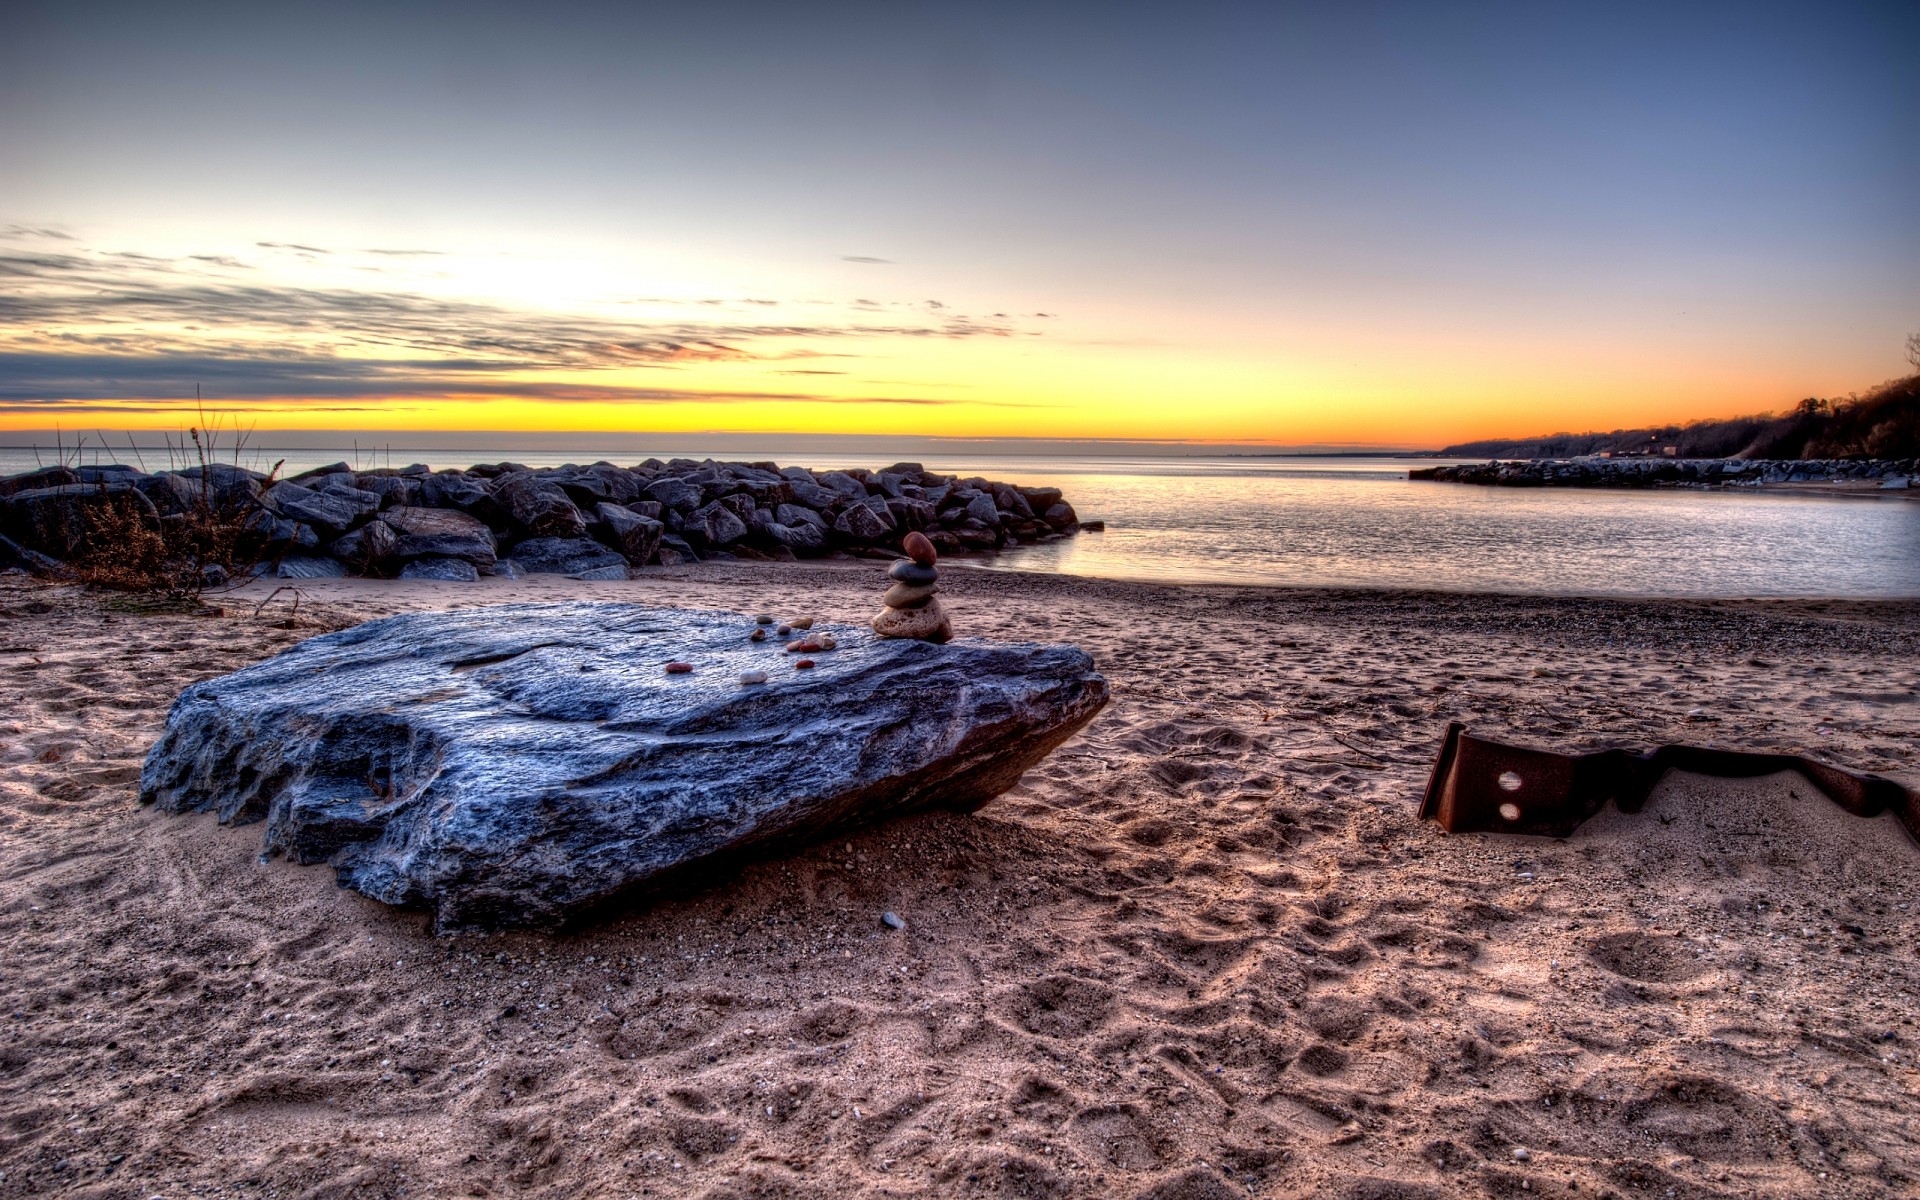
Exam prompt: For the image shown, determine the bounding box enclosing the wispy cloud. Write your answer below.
[840,255,894,264]
[2,226,76,242]
[0,242,1051,412]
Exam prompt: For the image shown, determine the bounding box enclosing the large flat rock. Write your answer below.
[140,602,1108,930]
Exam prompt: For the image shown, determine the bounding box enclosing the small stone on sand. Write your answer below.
[664,662,693,674]
[795,658,816,669]
[882,911,906,930]
[739,670,768,685]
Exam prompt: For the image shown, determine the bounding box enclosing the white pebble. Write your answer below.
[1511,1146,1531,1161]
[882,911,905,930]
[739,671,768,686]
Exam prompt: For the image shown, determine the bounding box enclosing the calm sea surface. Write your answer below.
[3,447,1915,599]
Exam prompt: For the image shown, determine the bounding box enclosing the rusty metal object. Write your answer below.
[1421,722,1920,841]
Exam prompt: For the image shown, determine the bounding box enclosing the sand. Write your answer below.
[2,561,1918,1200]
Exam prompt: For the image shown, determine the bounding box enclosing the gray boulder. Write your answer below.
[260,481,362,535]
[683,500,750,549]
[492,471,588,539]
[419,471,493,513]
[329,519,398,572]
[380,507,497,568]
[3,481,159,557]
[274,555,349,579]
[593,502,664,566]
[0,465,79,498]
[775,503,829,532]
[139,602,1109,930]
[642,476,703,514]
[505,536,629,576]
[833,495,896,540]
[398,556,480,582]
[815,470,870,500]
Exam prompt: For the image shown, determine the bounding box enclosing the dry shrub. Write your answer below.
[74,426,284,603]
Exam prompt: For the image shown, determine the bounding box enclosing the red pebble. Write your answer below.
[749,628,767,642]
[902,530,937,566]
[786,638,823,653]
[794,658,816,669]
[664,662,693,674]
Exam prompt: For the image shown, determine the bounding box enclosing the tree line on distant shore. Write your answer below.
[1442,339,1920,461]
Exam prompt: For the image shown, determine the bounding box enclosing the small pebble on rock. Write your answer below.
[753,614,775,625]
[795,658,816,669]
[749,627,768,642]
[1511,1147,1531,1162]
[664,662,693,674]
[789,617,816,630]
[777,624,792,635]
[882,911,906,930]
[739,670,768,685]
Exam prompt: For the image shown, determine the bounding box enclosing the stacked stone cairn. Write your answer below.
[872,531,951,643]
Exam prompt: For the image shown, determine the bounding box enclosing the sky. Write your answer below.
[1,0,1915,450]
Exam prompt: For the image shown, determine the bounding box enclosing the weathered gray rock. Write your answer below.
[504,536,628,576]
[329,519,398,572]
[140,602,1108,929]
[593,502,664,565]
[683,500,750,549]
[274,555,349,579]
[398,556,480,582]
[492,471,588,539]
[833,495,895,540]
[3,481,159,557]
[379,507,497,568]
[260,481,361,535]
[642,476,703,513]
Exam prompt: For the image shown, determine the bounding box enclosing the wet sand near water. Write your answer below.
[2,563,1918,1199]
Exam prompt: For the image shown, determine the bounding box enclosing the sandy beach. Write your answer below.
[3,562,1919,1200]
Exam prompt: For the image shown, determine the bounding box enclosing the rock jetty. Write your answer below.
[0,458,1089,581]
[1411,457,1915,491]
[139,602,1109,930]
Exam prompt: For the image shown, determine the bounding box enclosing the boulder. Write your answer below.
[0,465,80,498]
[3,481,159,558]
[140,602,1109,930]
[787,479,842,509]
[398,556,480,582]
[419,471,493,514]
[274,555,349,579]
[964,492,1002,526]
[592,502,664,566]
[492,471,588,539]
[775,503,830,533]
[0,531,64,575]
[642,476,703,514]
[260,481,362,535]
[379,507,497,568]
[683,501,750,549]
[815,470,870,500]
[833,495,896,541]
[505,536,629,576]
[329,519,398,572]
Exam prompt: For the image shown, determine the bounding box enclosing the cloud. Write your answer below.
[0,352,1019,409]
[0,242,1045,411]
[255,241,330,255]
[840,255,895,264]
[2,226,75,241]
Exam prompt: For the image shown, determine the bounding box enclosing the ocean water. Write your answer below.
[3,447,1915,599]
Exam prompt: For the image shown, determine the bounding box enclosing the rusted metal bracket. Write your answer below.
[1421,722,1920,841]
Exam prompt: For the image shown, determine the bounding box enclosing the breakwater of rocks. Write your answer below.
[0,458,1086,582]
[1411,457,1915,492]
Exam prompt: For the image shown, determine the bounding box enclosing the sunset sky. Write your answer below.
[2,1,1915,449]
